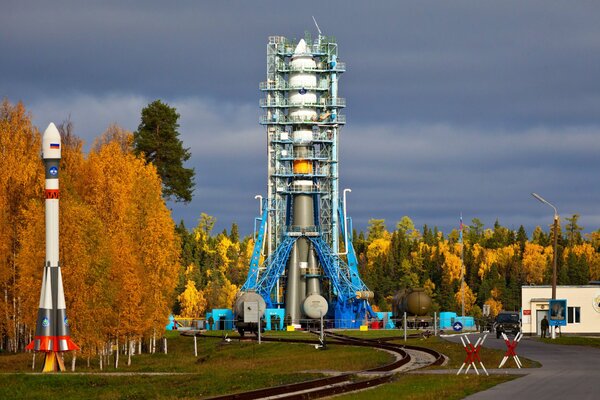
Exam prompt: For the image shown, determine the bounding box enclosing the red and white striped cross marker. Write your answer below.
[457,334,489,376]
[499,332,523,368]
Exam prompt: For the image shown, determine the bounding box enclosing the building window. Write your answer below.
[567,306,581,324]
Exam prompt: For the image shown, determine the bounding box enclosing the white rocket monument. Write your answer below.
[26,123,78,372]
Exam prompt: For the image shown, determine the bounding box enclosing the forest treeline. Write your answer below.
[353,216,600,319]
[174,213,600,321]
[2,99,600,360]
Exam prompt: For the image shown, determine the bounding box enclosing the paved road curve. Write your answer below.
[444,334,600,399]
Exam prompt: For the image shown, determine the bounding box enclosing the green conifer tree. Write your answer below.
[134,100,195,202]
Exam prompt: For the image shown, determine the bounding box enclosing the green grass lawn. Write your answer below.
[335,374,518,400]
[0,331,391,399]
[537,335,600,349]
[0,329,536,399]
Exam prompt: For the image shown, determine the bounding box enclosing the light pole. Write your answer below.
[254,195,263,214]
[531,193,559,339]
[338,188,351,256]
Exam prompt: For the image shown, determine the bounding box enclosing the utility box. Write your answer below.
[210,309,234,330]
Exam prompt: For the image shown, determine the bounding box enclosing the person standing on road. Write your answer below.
[541,315,549,338]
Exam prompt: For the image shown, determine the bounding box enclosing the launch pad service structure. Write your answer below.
[236,31,375,330]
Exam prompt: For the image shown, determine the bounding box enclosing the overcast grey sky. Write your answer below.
[2,1,599,236]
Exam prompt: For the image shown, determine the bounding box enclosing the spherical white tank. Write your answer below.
[303,294,329,319]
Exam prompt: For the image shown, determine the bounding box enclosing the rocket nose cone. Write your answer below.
[293,39,308,55]
[42,122,61,159]
[43,122,60,140]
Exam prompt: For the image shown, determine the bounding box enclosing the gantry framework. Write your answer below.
[242,33,374,327]
[261,33,345,260]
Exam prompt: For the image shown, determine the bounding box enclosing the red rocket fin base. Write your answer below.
[26,336,80,352]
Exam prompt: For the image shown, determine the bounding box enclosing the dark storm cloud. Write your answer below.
[2,1,599,235]
[5,1,600,125]
[340,123,600,232]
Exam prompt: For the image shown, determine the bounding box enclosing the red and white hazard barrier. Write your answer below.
[499,332,522,368]
[457,334,489,376]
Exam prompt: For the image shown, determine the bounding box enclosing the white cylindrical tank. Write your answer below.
[234,291,266,319]
[289,90,317,106]
[289,108,317,120]
[292,129,313,143]
[289,74,316,89]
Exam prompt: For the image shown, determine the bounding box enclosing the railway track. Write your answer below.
[199,331,445,400]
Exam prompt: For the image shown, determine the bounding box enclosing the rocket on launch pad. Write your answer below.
[235,31,375,331]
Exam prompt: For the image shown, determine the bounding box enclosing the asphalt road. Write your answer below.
[443,333,600,399]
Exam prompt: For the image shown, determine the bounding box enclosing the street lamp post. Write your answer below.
[531,193,559,339]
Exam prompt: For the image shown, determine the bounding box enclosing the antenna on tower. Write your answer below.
[312,16,322,36]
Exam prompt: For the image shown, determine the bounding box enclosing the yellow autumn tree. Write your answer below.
[477,244,519,279]
[563,243,600,280]
[15,200,45,336]
[227,237,252,287]
[201,234,239,309]
[423,278,436,298]
[59,198,109,357]
[85,127,180,351]
[454,282,476,314]
[0,100,44,351]
[426,239,464,284]
[522,242,552,284]
[366,238,391,270]
[58,127,113,357]
[178,265,207,318]
[484,298,503,318]
[178,280,206,318]
[85,133,139,350]
[202,278,238,310]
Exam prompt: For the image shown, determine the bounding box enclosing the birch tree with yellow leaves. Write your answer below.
[0,100,44,352]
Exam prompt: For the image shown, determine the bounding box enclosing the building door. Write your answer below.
[536,310,548,336]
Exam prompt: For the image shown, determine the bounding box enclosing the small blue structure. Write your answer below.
[439,312,456,329]
[454,316,475,328]
[376,312,395,329]
[440,312,475,329]
[165,315,177,331]
[264,308,285,331]
[209,309,234,331]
